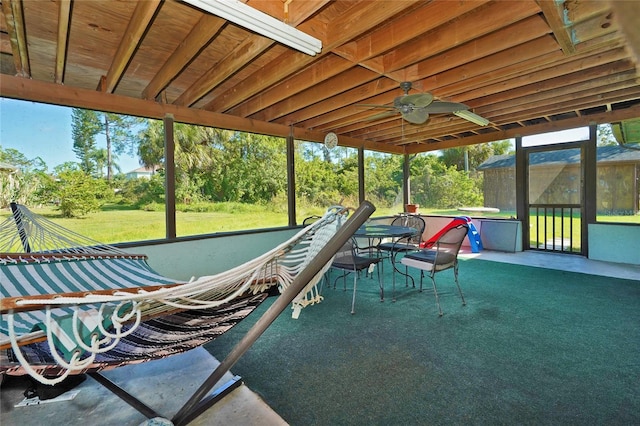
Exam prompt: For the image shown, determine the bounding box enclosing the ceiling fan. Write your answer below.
[359,82,489,126]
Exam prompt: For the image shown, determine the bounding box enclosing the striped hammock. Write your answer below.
[1,204,347,384]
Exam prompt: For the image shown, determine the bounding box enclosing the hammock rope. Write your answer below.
[0,203,131,255]
[1,204,349,384]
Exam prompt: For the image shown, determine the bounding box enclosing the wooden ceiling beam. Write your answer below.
[566,1,611,25]
[413,16,553,89]
[286,77,400,128]
[376,95,633,146]
[377,79,640,144]
[572,11,617,44]
[1,0,29,77]
[335,0,489,74]
[103,0,161,93]
[324,15,552,122]
[310,32,557,135]
[536,0,576,54]
[453,48,630,110]
[353,0,489,63]
[174,35,274,106]
[356,75,640,144]
[175,0,329,108]
[480,71,638,116]
[489,87,640,125]
[233,1,486,118]
[378,83,640,145]
[608,0,640,69]
[292,42,632,142]
[205,0,421,113]
[54,0,71,84]
[252,66,381,122]
[404,103,640,154]
[335,34,558,132]
[432,33,625,100]
[314,109,385,134]
[228,54,355,117]
[243,0,330,24]
[381,1,541,73]
[141,14,225,100]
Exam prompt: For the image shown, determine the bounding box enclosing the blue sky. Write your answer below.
[0,98,141,172]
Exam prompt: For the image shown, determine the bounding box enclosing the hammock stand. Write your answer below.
[1,201,376,425]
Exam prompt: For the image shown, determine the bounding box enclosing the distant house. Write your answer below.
[125,166,161,180]
[478,145,640,215]
[0,162,17,173]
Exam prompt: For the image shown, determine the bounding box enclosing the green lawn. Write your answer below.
[528,214,582,252]
[1,204,636,245]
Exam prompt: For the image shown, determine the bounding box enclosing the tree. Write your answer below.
[138,122,288,205]
[440,140,513,172]
[71,108,143,180]
[364,153,403,207]
[0,146,50,207]
[597,124,618,146]
[49,166,112,217]
[72,109,101,174]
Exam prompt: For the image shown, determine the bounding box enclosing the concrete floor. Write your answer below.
[0,347,287,426]
[1,250,638,425]
[461,249,640,281]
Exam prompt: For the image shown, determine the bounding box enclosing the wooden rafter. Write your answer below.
[228,54,356,117]
[204,0,420,113]
[2,0,29,77]
[173,0,329,107]
[284,15,554,131]
[103,0,162,93]
[141,14,225,100]
[55,0,72,84]
[237,0,488,118]
[251,66,381,122]
[536,0,577,54]
[405,104,640,154]
[174,35,275,107]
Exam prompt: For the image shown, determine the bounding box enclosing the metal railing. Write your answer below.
[529,204,582,253]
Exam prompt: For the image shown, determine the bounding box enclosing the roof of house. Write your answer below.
[478,144,640,170]
[126,166,160,174]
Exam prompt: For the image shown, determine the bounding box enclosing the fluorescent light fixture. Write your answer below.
[184,0,322,56]
[454,109,490,126]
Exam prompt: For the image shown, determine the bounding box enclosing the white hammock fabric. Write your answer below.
[1,205,347,385]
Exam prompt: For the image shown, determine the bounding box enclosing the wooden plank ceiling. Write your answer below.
[1,0,639,154]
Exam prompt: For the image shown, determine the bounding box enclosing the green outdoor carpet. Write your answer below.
[205,259,640,425]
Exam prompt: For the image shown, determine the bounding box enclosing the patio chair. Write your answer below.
[330,238,383,314]
[400,222,469,316]
[302,215,323,226]
[377,214,426,296]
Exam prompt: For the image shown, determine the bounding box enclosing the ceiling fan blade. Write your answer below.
[453,110,490,126]
[366,111,398,121]
[402,108,429,124]
[397,93,433,108]
[423,101,469,114]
